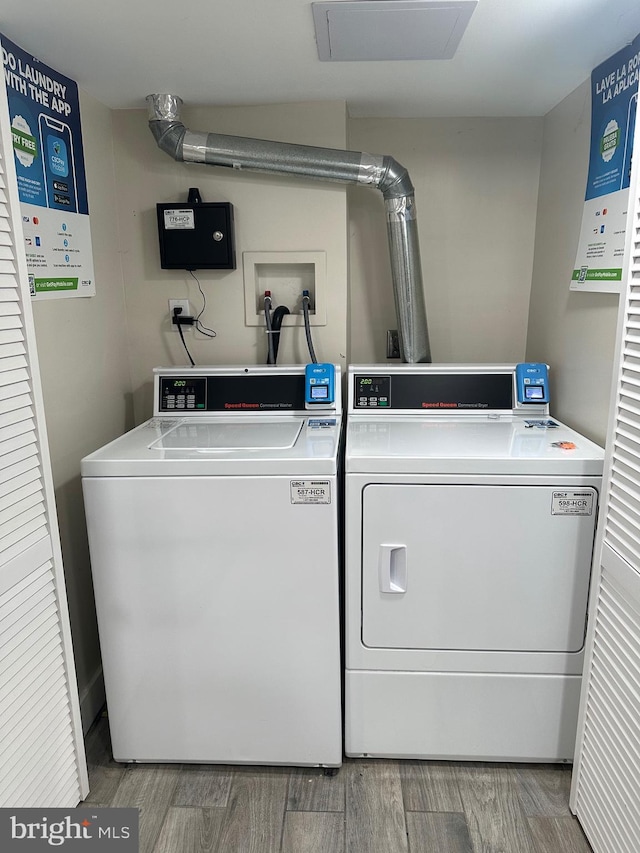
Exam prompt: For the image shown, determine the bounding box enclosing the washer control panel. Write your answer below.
[159,377,207,411]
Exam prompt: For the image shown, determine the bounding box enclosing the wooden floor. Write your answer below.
[83,713,593,853]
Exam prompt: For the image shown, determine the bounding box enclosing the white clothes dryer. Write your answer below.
[82,365,342,767]
[344,363,604,762]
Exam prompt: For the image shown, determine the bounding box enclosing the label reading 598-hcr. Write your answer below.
[290,480,331,504]
[551,490,594,516]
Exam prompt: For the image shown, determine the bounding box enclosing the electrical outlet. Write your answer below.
[169,299,191,332]
[387,329,400,359]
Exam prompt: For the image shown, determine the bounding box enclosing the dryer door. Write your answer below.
[361,483,597,652]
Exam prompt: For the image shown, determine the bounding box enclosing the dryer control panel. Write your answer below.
[348,364,550,416]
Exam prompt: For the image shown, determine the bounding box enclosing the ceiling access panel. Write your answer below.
[312,0,478,62]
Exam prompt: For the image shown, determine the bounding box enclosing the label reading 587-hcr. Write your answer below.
[290,480,331,504]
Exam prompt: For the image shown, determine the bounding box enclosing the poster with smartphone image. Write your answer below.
[571,32,640,293]
[1,33,95,298]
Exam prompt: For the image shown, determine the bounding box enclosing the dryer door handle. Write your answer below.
[379,544,407,594]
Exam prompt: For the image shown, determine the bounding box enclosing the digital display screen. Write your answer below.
[311,385,329,399]
[525,385,544,399]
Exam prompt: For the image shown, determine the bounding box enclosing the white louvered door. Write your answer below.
[0,74,88,804]
[570,114,640,849]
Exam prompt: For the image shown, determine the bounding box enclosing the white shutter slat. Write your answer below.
[0,563,52,631]
[0,60,86,808]
[0,668,67,740]
[0,481,43,521]
[0,354,28,373]
[0,529,49,569]
[584,695,640,799]
[0,394,32,416]
[0,514,48,564]
[0,379,29,401]
[4,729,77,808]
[0,418,36,446]
[1,721,74,803]
[0,328,24,345]
[580,746,638,853]
[0,366,29,386]
[0,695,75,806]
[571,108,640,853]
[0,467,40,501]
[1,661,66,746]
[592,624,640,718]
[0,501,46,541]
[0,405,33,431]
[0,602,58,672]
[0,644,63,720]
[0,672,67,760]
[0,314,23,331]
[1,650,65,744]
[0,456,40,490]
[0,427,36,464]
[0,342,25,360]
[0,444,39,474]
[575,565,640,853]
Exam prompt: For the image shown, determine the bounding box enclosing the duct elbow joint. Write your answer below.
[379,156,414,199]
[149,120,186,161]
[147,94,187,160]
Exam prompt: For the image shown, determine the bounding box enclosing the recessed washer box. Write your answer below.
[243,251,327,327]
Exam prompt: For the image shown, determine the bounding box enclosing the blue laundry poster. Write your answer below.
[1,33,95,298]
[572,32,640,292]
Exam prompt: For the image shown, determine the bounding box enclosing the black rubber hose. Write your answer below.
[264,296,275,364]
[271,305,290,364]
[302,295,317,364]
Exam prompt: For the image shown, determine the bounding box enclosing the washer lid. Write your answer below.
[81,415,341,476]
[148,419,303,451]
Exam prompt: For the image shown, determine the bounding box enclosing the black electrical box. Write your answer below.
[156,202,236,270]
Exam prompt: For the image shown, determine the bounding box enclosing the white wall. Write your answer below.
[348,117,543,364]
[111,102,349,422]
[31,90,132,726]
[526,81,618,445]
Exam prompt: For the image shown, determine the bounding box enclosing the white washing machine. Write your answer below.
[82,365,342,767]
[345,363,604,762]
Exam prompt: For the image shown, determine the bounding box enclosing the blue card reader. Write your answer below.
[305,363,335,409]
[516,363,549,405]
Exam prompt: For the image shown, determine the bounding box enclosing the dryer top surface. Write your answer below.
[345,416,604,476]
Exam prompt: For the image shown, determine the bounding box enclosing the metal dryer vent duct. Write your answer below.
[147,93,431,363]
